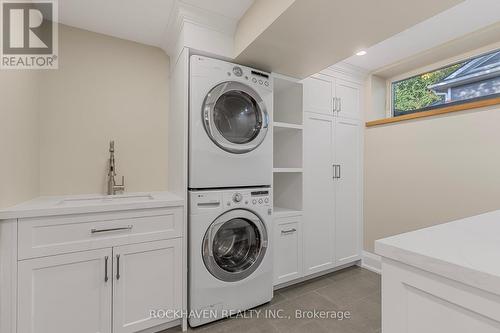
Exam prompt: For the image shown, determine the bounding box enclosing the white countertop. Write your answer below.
[0,191,184,220]
[375,210,500,296]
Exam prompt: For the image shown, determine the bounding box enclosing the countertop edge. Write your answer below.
[0,192,185,220]
[375,240,500,297]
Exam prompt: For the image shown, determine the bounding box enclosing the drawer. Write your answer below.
[273,215,303,285]
[18,207,183,260]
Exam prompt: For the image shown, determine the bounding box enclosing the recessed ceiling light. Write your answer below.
[356,50,367,56]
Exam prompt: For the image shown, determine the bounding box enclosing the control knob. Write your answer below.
[233,193,243,203]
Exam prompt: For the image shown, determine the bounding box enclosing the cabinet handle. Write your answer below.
[104,256,109,282]
[337,164,341,179]
[91,225,133,234]
[333,98,337,113]
[116,254,120,280]
[281,228,297,235]
[332,164,336,179]
[338,98,342,113]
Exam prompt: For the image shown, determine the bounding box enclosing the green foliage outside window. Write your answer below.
[392,63,464,115]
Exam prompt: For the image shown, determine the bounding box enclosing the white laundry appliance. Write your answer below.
[188,187,273,327]
[189,56,273,189]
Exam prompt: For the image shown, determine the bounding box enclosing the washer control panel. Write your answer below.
[223,189,271,208]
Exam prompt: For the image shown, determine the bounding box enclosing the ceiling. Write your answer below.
[234,0,464,79]
[58,0,254,48]
[343,0,500,74]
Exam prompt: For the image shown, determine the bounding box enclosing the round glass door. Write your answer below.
[202,81,269,154]
[202,209,268,282]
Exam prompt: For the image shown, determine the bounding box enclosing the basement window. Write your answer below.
[391,48,500,117]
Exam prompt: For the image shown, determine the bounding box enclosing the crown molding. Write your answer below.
[162,0,238,56]
[324,61,369,80]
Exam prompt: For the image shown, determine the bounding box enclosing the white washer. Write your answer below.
[189,187,273,327]
[189,56,273,189]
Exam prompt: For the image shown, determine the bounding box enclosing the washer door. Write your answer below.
[202,81,269,154]
[202,209,268,282]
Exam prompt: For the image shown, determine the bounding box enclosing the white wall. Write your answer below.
[0,71,40,208]
[364,43,500,251]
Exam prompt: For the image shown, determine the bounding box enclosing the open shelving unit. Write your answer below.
[272,75,303,217]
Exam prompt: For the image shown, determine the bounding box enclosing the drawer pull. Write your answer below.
[281,228,297,235]
[91,225,133,234]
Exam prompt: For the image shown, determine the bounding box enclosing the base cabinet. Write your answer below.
[15,207,184,333]
[382,259,500,333]
[273,215,303,285]
[18,249,113,333]
[113,239,182,333]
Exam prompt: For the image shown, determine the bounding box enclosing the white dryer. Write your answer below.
[189,187,273,327]
[189,56,273,189]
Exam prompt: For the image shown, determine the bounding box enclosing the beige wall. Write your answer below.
[39,25,169,196]
[0,71,40,208]
[1,25,170,207]
[364,44,500,252]
[234,0,296,56]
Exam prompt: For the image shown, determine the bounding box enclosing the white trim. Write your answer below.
[0,220,18,333]
[138,319,182,333]
[273,262,359,290]
[323,62,369,84]
[162,1,238,58]
[361,251,382,275]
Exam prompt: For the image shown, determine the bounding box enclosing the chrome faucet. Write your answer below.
[107,140,125,195]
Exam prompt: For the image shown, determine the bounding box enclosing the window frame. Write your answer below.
[388,48,500,118]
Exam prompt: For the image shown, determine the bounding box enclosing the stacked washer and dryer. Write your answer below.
[188,56,274,327]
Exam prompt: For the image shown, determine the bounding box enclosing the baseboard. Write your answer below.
[360,251,381,274]
[140,319,181,333]
[273,261,360,290]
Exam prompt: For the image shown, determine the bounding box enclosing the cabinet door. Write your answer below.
[303,113,335,275]
[334,118,362,265]
[113,238,182,333]
[335,79,361,120]
[18,249,112,333]
[273,215,302,285]
[303,75,334,115]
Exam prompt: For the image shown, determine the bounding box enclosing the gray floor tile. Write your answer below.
[163,266,381,333]
[278,275,333,301]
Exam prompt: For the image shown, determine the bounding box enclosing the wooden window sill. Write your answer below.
[366,96,500,127]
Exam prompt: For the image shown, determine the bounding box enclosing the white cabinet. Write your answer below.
[303,75,333,115]
[15,207,184,333]
[274,69,363,287]
[302,111,362,275]
[334,118,362,265]
[303,75,362,120]
[303,113,336,275]
[273,215,302,285]
[381,259,500,333]
[335,79,361,119]
[113,239,182,333]
[18,249,113,333]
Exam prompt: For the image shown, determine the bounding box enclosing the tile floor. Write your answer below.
[164,266,381,333]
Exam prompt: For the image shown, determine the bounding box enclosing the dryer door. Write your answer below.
[202,209,268,282]
[202,81,269,154]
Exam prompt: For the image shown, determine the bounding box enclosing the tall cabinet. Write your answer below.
[303,69,363,275]
[272,66,364,287]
